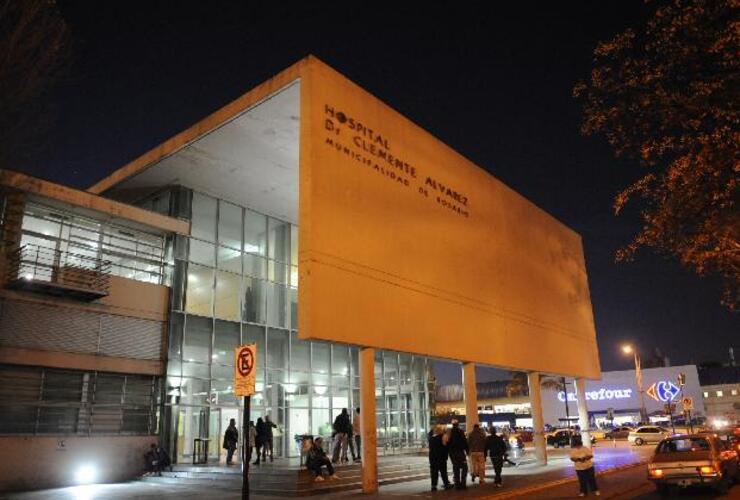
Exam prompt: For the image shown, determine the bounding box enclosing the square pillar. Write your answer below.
[574,378,592,448]
[359,347,378,493]
[527,372,547,465]
[462,362,478,428]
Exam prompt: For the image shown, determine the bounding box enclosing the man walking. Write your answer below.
[331,408,351,463]
[467,423,487,484]
[223,418,239,466]
[485,427,508,487]
[447,420,469,490]
[262,415,277,462]
[428,425,453,491]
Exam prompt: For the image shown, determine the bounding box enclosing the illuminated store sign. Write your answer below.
[646,381,680,402]
[557,388,633,402]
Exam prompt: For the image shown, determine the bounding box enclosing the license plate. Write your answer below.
[678,479,692,487]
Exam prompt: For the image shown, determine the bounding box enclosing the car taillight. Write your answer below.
[649,469,664,478]
[698,466,716,475]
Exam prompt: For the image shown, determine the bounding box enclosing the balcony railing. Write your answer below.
[5,244,111,300]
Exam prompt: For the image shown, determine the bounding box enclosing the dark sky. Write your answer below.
[19,1,738,384]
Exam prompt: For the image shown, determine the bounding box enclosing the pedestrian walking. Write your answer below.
[331,408,351,463]
[247,420,256,463]
[485,427,508,487]
[467,423,487,484]
[447,419,469,490]
[254,417,265,465]
[306,437,340,482]
[223,418,239,466]
[352,407,361,460]
[262,415,277,462]
[428,424,453,491]
[569,435,600,497]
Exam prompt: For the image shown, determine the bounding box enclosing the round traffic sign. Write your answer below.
[237,346,254,377]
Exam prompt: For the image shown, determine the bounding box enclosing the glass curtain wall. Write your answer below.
[163,189,432,462]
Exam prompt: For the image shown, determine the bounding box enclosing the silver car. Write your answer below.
[628,426,670,446]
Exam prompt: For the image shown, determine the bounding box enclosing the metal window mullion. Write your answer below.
[35,368,44,435]
[120,375,127,435]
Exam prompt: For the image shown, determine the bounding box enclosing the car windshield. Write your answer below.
[656,438,710,453]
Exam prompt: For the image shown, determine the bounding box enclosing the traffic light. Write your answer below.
[677,373,686,387]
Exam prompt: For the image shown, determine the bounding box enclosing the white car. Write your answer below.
[628,426,670,446]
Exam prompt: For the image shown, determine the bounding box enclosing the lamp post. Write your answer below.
[622,344,648,424]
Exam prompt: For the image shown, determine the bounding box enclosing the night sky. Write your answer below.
[18,1,738,384]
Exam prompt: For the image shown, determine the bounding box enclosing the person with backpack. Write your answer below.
[428,424,453,491]
[447,420,469,490]
[485,427,508,487]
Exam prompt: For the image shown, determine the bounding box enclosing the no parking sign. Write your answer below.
[234,344,257,397]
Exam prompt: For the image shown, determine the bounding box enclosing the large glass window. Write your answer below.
[215,270,241,321]
[218,201,242,250]
[268,217,290,263]
[183,315,212,363]
[244,209,267,255]
[185,265,213,317]
[213,320,240,363]
[242,277,266,324]
[191,192,217,242]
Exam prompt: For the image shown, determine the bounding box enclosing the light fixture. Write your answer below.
[314,386,327,395]
[284,383,297,394]
[74,464,97,484]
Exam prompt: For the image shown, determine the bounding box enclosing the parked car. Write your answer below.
[605,426,634,440]
[546,429,596,448]
[629,426,671,446]
[647,434,739,496]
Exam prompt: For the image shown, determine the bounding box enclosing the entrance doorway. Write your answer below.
[209,407,241,463]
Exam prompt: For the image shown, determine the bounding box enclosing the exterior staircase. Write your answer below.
[139,455,431,496]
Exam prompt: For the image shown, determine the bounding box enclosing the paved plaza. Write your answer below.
[1,443,652,500]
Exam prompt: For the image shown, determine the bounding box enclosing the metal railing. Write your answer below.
[6,243,112,296]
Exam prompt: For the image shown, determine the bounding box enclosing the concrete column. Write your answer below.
[359,347,378,493]
[527,372,547,466]
[575,378,592,448]
[462,362,478,428]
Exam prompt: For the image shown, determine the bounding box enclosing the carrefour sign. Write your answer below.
[558,388,633,402]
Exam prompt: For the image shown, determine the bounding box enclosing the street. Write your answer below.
[508,461,740,499]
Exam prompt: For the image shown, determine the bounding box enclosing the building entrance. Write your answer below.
[209,407,241,463]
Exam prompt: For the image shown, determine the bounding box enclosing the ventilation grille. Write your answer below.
[0,299,163,360]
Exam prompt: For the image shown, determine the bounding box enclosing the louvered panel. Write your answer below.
[99,315,163,360]
[0,301,99,354]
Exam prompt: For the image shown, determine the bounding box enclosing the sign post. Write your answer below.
[235,344,257,500]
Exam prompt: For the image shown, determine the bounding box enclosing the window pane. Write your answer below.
[290,331,310,372]
[244,253,267,279]
[268,260,288,284]
[183,315,212,363]
[191,192,217,241]
[268,217,290,262]
[213,320,240,364]
[312,342,330,375]
[185,265,213,316]
[218,201,242,250]
[289,288,298,329]
[290,225,298,266]
[168,313,184,360]
[217,245,241,273]
[243,324,266,371]
[244,209,267,255]
[267,328,289,371]
[242,277,266,324]
[189,239,215,266]
[180,378,210,405]
[266,282,287,328]
[215,270,241,321]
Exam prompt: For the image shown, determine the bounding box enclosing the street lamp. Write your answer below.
[622,344,648,423]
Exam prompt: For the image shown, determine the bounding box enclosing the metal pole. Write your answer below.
[561,377,570,428]
[634,352,647,423]
[243,395,250,500]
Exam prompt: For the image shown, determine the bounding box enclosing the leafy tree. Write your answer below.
[574,0,739,310]
[0,0,70,167]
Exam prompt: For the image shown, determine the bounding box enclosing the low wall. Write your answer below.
[0,435,156,492]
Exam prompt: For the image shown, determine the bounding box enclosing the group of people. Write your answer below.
[221,415,278,466]
[428,420,514,491]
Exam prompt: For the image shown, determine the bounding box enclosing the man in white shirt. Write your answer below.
[569,435,600,497]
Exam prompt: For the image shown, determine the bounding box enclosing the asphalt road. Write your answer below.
[512,462,740,499]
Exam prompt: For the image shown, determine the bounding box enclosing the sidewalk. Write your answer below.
[1,443,652,500]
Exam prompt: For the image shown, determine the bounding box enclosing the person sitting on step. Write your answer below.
[305,437,339,482]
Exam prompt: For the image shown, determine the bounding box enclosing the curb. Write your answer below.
[481,460,648,499]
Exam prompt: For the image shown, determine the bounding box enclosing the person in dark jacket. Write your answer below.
[262,415,277,462]
[306,437,339,482]
[447,420,469,489]
[428,425,453,491]
[223,418,239,466]
[144,443,171,476]
[485,427,508,487]
[331,408,351,463]
[254,417,266,465]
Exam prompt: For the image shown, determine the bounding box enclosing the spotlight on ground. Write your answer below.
[74,464,97,485]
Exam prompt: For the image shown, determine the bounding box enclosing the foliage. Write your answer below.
[505,371,529,398]
[0,0,70,167]
[573,0,739,310]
